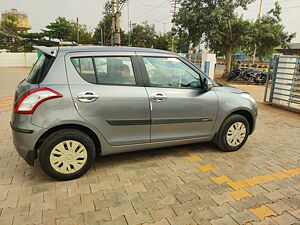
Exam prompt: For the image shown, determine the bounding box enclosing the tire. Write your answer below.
[39,129,96,181]
[216,114,250,152]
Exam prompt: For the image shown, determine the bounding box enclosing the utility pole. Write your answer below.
[115,0,121,45]
[163,22,167,35]
[111,0,116,45]
[100,26,103,45]
[171,0,177,52]
[253,0,263,64]
[128,0,130,46]
[129,21,132,46]
[258,0,263,20]
[76,17,79,44]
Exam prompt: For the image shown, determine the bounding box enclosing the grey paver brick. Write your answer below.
[171,202,195,216]
[210,192,235,205]
[282,196,300,209]
[150,206,176,221]
[84,209,111,224]
[94,197,119,210]
[288,208,300,220]
[56,214,85,225]
[278,186,300,198]
[175,191,198,203]
[230,209,258,224]
[167,213,197,225]
[266,200,292,214]
[109,203,135,219]
[272,212,300,225]
[101,216,128,225]
[155,196,179,208]
[1,204,30,217]
[192,196,217,210]
[210,203,237,218]
[132,199,159,213]
[144,218,171,225]
[264,190,287,202]
[139,190,163,201]
[191,208,218,223]
[210,215,239,225]
[125,212,153,225]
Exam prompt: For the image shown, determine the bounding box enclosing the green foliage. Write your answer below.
[42,17,72,41]
[129,22,157,48]
[0,15,20,51]
[175,0,255,73]
[246,2,296,61]
[154,33,172,51]
[94,13,113,45]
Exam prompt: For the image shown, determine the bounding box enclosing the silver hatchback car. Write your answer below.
[11,46,257,180]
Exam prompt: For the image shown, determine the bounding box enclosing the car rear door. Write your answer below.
[65,51,150,146]
[138,53,218,142]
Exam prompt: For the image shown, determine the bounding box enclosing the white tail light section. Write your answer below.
[13,88,62,114]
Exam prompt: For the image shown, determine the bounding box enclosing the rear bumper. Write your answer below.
[11,122,37,166]
[10,113,44,166]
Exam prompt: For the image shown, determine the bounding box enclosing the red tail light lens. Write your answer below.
[13,88,62,114]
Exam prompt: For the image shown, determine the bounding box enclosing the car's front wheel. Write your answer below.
[216,114,250,152]
[39,129,96,180]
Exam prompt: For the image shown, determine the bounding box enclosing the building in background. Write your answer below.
[1,9,31,33]
[276,43,300,56]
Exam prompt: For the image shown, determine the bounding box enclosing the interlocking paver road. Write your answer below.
[0,68,300,225]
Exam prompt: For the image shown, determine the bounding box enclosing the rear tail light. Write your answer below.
[13,88,62,114]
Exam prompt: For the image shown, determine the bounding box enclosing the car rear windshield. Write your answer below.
[26,54,55,84]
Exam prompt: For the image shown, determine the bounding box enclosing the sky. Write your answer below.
[1,0,299,42]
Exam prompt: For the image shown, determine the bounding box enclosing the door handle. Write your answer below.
[150,92,167,103]
[76,91,99,103]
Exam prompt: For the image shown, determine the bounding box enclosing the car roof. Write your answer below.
[33,45,178,57]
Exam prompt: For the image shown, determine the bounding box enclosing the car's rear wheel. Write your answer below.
[216,114,249,152]
[39,129,96,180]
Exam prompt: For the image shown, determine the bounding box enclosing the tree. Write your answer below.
[69,22,93,44]
[129,22,157,48]
[43,17,72,41]
[175,0,254,74]
[154,33,172,51]
[94,13,113,45]
[43,17,93,44]
[0,14,22,51]
[246,2,295,62]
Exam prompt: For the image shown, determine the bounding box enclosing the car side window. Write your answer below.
[143,57,202,89]
[71,57,96,83]
[94,57,136,85]
[71,56,136,85]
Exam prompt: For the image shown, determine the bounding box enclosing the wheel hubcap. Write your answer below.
[226,122,246,147]
[49,140,88,174]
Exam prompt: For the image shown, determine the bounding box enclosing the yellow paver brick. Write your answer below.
[227,180,249,190]
[197,164,216,172]
[210,175,232,185]
[242,176,264,186]
[184,156,203,162]
[258,174,277,183]
[283,168,300,177]
[228,188,252,200]
[176,149,191,154]
[271,171,291,180]
[249,205,277,220]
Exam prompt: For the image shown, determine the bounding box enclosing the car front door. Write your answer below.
[65,52,150,146]
[138,54,218,142]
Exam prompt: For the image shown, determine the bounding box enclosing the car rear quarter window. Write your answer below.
[71,56,136,85]
[71,58,96,83]
[26,54,55,84]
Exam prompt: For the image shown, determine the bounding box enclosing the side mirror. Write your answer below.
[203,78,213,92]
